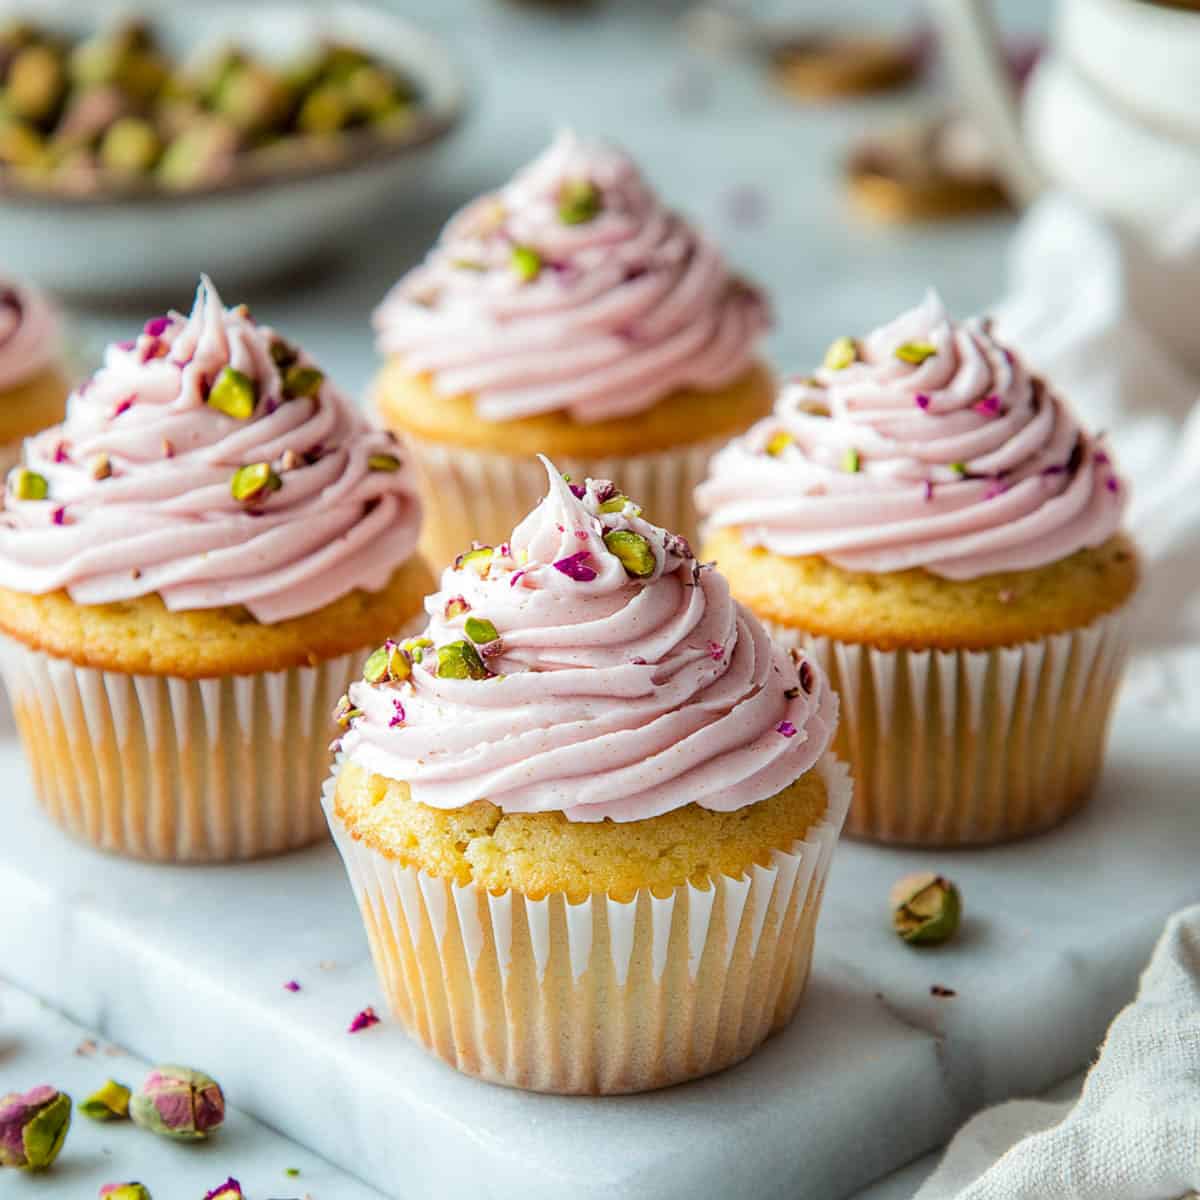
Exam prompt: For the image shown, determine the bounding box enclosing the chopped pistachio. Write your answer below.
[99,117,160,173]
[950,461,968,478]
[894,341,938,365]
[333,694,362,729]
[230,462,281,503]
[450,258,485,272]
[823,336,858,371]
[890,873,961,946]
[464,615,499,645]
[279,449,303,472]
[281,364,323,400]
[510,245,542,282]
[558,178,602,225]
[603,529,656,578]
[765,430,793,457]
[207,366,258,420]
[444,596,470,619]
[0,118,46,168]
[597,494,632,514]
[99,1184,152,1199]
[455,546,493,575]
[363,642,411,685]
[842,448,861,474]
[7,44,66,123]
[79,1079,131,1122]
[367,454,401,472]
[269,338,298,369]
[436,639,489,680]
[344,64,399,120]
[11,468,48,500]
[90,453,112,480]
[401,636,433,664]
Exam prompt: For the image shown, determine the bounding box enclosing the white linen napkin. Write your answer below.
[914,905,1200,1200]
[915,194,1200,1199]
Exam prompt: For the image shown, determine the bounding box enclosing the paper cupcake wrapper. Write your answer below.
[323,755,851,1095]
[762,608,1132,846]
[0,634,357,862]
[403,437,727,571]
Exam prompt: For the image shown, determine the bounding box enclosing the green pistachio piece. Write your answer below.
[79,1079,131,1122]
[0,118,46,168]
[99,1184,152,1199]
[842,448,861,474]
[11,468,48,500]
[296,83,351,135]
[99,117,161,173]
[230,462,281,503]
[7,44,66,123]
[363,642,411,685]
[401,635,433,664]
[269,338,298,369]
[367,454,401,472]
[597,494,632,514]
[455,546,493,575]
[558,178,602,225]
[207,366,258,420]
[436,639,489,680]
[281,365,324,400]
[894,341,938,365]
[156,118,237,190]
[214,62,291,136]
[603,530,656,578]
[950,461,968,477]
[890,872,961,946]
[333,694,362,729]
[344,64,400,120]
[765,430,793,457]
[823,336,858,371]
[510,245,542,282]
[444,596,469,619]
[463,616,499,645]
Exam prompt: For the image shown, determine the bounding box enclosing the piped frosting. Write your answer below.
[696,292,1126,579]
[0,277,421,623]
[373,130,768,423]
[340,457,837,823]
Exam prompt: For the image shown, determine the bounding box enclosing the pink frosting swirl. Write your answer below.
[697,292,1127,579]
[0,278,60,392]
[373,131,769,423]
[341,458,837,823]
[0,277,422,623]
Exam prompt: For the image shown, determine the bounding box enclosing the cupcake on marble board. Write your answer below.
[696,292,1139,847]
[0,277,433,862]
[371,130,773,567]
[324,458,848,1095]
[0,276,71,475]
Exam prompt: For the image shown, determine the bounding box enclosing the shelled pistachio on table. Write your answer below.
[0,17,421,194]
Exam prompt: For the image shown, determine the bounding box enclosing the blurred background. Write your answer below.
[0,0,1049,400]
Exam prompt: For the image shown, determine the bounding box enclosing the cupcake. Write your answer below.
[697,292,1139,847]
[372,130,772,567]
[324,458,848,1094]
[0,277,433,862]
[0,277,71,475]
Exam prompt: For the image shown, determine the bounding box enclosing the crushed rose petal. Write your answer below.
[707,641,724,662]
[776,720,797,738]
[349,1006,380,1034]
[553,551,597,582]
[283,980,301,993]
[389,699,406,728]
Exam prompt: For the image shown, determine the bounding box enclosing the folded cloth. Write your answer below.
[995,194,1200,725]
[914,905,1200,1200]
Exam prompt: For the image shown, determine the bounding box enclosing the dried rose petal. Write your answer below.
[553,551,597,582]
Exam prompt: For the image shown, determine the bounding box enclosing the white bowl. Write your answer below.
[0,1,465,297]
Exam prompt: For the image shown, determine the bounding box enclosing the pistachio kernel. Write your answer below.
[894,341,938,365]
[230,462,281,503]
[79,1079,132,1122]
[558,178,602,225]
[597,494,632,514]
[765,430,794,457]
[401,635,433,664]
[890,872,962,946]
[367,454,401,472]
[207,366,258,420]
[90,453,113,480]
[99,1184,152,1199]
[455,546,494,575]
[510,245,542,282]
[842,448,861,474]
[363,642,411,685]
[464,615,499,645]
[950,461,968,478]
[333,694,362,729]
[435,639,490,680]
[269,338,299,369]
[11,468,48,500]
[603,529,656,578]
[281,364,324,400]
[823,336,858,371]
[444,596,470,619]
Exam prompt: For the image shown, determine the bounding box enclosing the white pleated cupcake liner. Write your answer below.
[762,608,1133,846]
[0,634,357,862]
[403,437,728,570]
[322,754,851,1095]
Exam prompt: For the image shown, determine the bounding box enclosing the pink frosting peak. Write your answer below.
[696,292,1127,579]
[0,277,422,623]
[0,278,60,392]
[341,457,837,823]
[373,130,769,423]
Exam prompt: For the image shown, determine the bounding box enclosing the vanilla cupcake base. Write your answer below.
[763,611,1131,846]
[0,635,355,862]
[324,755,851,1094]
[406,437,727,569]
[0,438,19,478]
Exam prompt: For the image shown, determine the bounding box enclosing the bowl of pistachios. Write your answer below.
[0,1,464,296]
